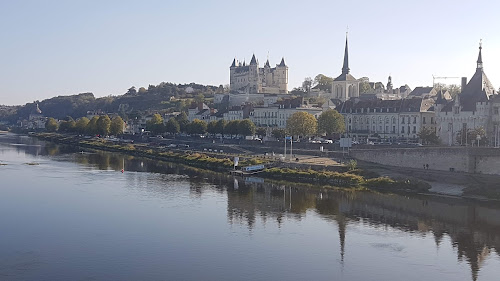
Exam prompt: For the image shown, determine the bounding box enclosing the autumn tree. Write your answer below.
[317,109,345,137]
[87,116,99,135]
[45,117,59,132]
[58,117,76,133]
[110,116,124,135]
[286,111,317,138]
[75,117,90,134]
[96,115,111,136]
[146,113,164,135]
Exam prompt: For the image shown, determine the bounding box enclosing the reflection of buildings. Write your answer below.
[226,180,500,281]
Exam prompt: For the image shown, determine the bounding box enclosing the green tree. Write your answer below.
[207,120,218,135]
[225,120,240,136]
[110,116,124,135]
[272,128,286,139]
[238,119,256,136]
[146,113,164,135]
[286,111,317,138]
[215,119,227,135]
[317,109,345,137]
[165,118,180,134]
[256,127,267,137]
[359,81,372,94]
[314,74,334,92]
[176,112,189,133]
[418,127,440,145]
[187,119,207,135]
[87,116,99,135]
[302,77,313,94]
[75,117,90,134]
[194,93,205,104]
[45,117,59,132]
[96,115,111,136]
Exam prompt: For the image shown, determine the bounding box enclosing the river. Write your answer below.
[1,133,500,281]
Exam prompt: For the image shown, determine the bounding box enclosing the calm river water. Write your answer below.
[1,134,500,281]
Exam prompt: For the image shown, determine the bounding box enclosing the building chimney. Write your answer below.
[461,77,467,91]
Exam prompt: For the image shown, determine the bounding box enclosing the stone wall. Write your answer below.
[351,147,500,175]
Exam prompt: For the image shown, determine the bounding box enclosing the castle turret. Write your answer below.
[275,57,288,93]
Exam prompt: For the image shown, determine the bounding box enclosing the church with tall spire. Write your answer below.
[229,54,288,94]
[331,35,360,101]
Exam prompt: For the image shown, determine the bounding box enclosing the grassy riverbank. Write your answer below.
[33,133,430,192]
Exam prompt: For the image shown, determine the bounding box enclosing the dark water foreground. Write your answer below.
[1,134,500,281]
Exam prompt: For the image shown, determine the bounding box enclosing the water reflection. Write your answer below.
[2,134,500,281]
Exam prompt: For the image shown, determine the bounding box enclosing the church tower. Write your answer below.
[332,34,359,101]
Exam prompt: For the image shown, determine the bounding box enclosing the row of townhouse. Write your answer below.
[187,97,323,129]
[337,97,436,142]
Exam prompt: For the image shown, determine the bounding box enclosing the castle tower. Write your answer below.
[275,57,288,93]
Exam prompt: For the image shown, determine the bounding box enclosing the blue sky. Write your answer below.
[1,0,499,105]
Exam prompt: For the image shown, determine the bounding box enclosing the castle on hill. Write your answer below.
[229,55,288,94]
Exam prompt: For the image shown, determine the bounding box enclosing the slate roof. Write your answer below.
[334,36,356,82]
[334,73,357,81]
[409,87,434,97]
[250,54,257,65]
[278,57,286,67]
[337,98,432,113]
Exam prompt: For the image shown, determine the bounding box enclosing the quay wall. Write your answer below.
[351,147,500,175]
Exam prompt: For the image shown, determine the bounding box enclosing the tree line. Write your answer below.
[146,112,257,137]
[45,115,125,136]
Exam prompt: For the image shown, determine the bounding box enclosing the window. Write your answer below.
[423,117,426,124]
[392,126,396,133]
[454,106,460,114]
[402,126,405,133]
[413,116,417,124]
[413,126,416,133]
[401,117,405,124]
[431,117,434,124]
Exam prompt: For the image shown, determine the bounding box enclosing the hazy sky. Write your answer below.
[1,0,499,105]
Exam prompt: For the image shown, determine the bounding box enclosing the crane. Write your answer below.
[432,75,461,87]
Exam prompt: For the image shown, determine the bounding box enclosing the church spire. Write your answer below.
[477,40,483,70]
[342,34,350,75]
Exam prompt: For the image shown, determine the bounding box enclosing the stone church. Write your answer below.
[435,42,499,146]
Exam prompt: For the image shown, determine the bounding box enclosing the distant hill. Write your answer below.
[1,82,223,123]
